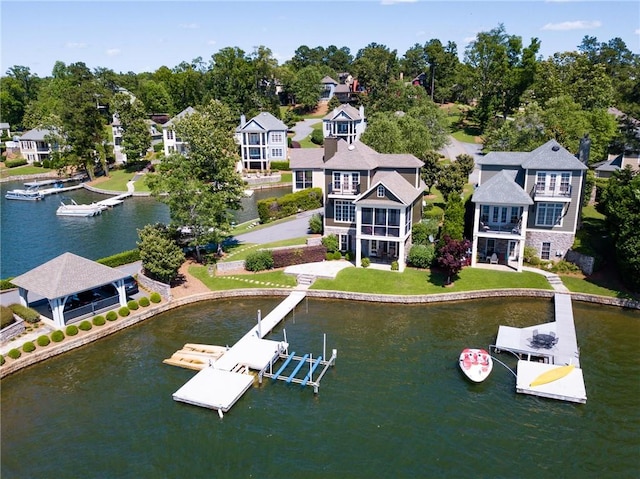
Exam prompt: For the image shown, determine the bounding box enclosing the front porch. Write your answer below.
[473,236,523,271]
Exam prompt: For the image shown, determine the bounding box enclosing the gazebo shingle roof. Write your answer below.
[11,253,129,299]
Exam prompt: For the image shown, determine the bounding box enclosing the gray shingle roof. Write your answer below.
[0,123,10,129]
[323,104,362,121]
[289,148,325,169]
[523,139,587,170]
[237,112,288,132]
[477,151,529,166]
[20,128,53,141]
[321,76,338,85]
[11,253,129,299]
[358,170,424,205]
[324,140,423,170]
[472,170,533,205]
[164,106,196,128]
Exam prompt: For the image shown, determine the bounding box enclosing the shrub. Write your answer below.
[309,213,324,234]
[257,188,323,223]
[361,257,370,268]
[78,320,92,331]
[8,348,21,359]
[245,250,274,272]
[270,161,290,171]
[22,341,36,353]
[9,304,40,323]
[321,234,339,253]
[0,355,4,366]
[523,245,538,264]
[391,261,399,271]
[138,296,150,307]
[65,325,79,336]
[0,278,16,290]
[106,311,118,321]
[408,244,436,269]
[552,260,582,274]
[332,251,342,260]
[127,300,139,311]
[150,292,162,304]
[5,158,28,168]
[412,219,439,246]
[33,161,42,167]
[51,330,65,342]
[345,250,355,261]
[97,249,140,268]
[1,305,16,329]
[118,307,130,317]
[42,159,51,169]
[310,128,324,145]
[92,315,106,326]
[271,245,326,268]
[37,335,51,347]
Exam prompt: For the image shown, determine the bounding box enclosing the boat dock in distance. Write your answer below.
[167,291,338,417]
[492,293,587,404]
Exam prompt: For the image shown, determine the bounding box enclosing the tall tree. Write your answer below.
[423,39,460,103]
[207,47,256,115]
[146,99,245,263]
[437,235,471,285]
[352,43,400,101]
[137,223,185,284]
[291,65,323,111]
[113,93,151,162]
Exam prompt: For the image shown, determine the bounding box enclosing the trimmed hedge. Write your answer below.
[257,188,323,223]
[270,161,290,171]
[391,261,399,271]
[127,300,139,311]
[106,311,118,321]
[5,158,28,168]
[1,305,16,329]
[22,341,36,353]
[408,244,436,269]
[37,335,51,347]
[118,307,130,317]
[271,245,327,269]
[150,292,161,304]
[7,348,21,359]
[78,320,92,331]
[65,325,79,336]
[361,257,371,268]
[92,315,106,326]
[138,296,150,307]
[0,278,16,290]
[9,304,40,323]
[97,249,140,268]
[51,330,65,342]
[245,250,274,272]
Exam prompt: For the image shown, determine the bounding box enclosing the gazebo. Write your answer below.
[10,253,130,328]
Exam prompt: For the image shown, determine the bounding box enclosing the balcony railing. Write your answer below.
[478,221,522,235]
[329,183,360,195]
[532,185,572,198]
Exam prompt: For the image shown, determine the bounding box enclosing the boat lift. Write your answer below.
[259,330,337,394]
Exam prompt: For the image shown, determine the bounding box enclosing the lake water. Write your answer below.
[1,297,638,478]
[0,181,289,278]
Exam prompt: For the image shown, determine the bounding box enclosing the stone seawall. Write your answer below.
[2,288,637,378]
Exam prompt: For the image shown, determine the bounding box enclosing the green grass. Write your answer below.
[222,237,309,262]
[279,172,292,183]
[311,267,551,294]
[560,275,636,299]
[445,107,483,144]
[92,169,150,193]
[189,266,297,290]
[0,165,54,178]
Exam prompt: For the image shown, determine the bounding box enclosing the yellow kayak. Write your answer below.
[529,365,575,387]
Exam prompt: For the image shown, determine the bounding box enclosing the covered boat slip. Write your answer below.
[493,293,586,403]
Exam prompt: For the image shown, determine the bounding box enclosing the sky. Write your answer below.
[1,0,639,77]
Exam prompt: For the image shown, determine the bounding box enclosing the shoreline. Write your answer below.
[1,286,637,379]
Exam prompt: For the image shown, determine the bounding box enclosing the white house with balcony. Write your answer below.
[323,104,366,144]
[292,137,425,271]
[235,112,288,171]
[162,107,195,156]
[471,139,588,272]
[19,128,55,163]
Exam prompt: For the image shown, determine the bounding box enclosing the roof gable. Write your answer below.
[472,170,533,205]
[522,139,587,171]
[356,170,423,206]
[323,104,362,121]
[20,128,53,141]
[237,112,287,132]
[164,106,196,127]
[321,76,338,85]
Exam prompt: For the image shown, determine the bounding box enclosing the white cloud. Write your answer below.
[635,29,640,35]
[65,42,87,49]
[207,40,217,46]
[106,49,121,57]
[179,23,199,29]
[381,0,417,5]
[542,20,602,31]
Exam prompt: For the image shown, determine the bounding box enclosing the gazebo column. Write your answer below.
[115,280,127,306]
[50,297,65,328]
[17,287,29,307]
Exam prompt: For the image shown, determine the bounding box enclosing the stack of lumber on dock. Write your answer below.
[163,343,228,371]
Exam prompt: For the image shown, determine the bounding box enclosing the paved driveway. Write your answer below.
[291,119,321,142]
[234,208,322,244]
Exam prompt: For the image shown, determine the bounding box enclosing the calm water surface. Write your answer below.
[1,298,638,478]
[0,181,289,278]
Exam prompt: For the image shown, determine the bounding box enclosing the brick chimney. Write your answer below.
[324,136,338,162]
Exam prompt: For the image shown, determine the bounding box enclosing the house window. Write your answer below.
[337,123,349,134]
[481,205,490,223]
[166,130,174,140]
[248,133,260,145]
[377,185,385,197]
[486,238,495,255]
[333,172,359,194]
[339,234,350,252]
[560,173,571,194]
[405,206,412,235]
[334,200,355,223]
[271,132,283,143]
[536,172,546,193]
[535,202,564,227]
[541,242,551,260]
[295,171,312,190]
[271,148,283,158]
[248,148,261,160]
[510,206,522,224]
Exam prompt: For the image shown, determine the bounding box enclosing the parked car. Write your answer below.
[124,276,139,296]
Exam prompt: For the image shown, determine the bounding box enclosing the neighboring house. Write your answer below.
[235,112,288,171]
[322,105,366,144]
[162,107,195,156]
[291,137,425,271]
[470,139,588,272]
[594,152,640,178]
[0,122,10,137]
[320,76,338,101]
[19,128,55,163]
[112,115,163,164]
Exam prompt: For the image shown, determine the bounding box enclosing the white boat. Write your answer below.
[5,187,44,201]
[459,348,493,383]
[56,199,105,217]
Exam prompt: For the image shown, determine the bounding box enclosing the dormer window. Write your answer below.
[377,185,385,197]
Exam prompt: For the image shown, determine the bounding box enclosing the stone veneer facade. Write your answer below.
[526,230,576,261]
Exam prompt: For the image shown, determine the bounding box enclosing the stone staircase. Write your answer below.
[296,274,316,288]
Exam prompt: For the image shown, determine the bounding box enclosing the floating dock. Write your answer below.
[169,290,336,417]
[492,293,586,403]
[95,192,132,207]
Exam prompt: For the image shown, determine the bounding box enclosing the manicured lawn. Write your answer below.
[0,165,54,178]
[222,237,310,262]
[560,275,635,299]
[189,266,297,290]
[91,169,150,193]
[311,267,551,294]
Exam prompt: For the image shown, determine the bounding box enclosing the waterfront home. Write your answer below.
[470,139,588,272]
[594,152,640,178]
[291,137,425,271]
[18,128,56,163]
[111,114,163,164]
[322,104,366,144]
[235,112,288,171]
[320,75,338,101]
[162,107,195,156]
